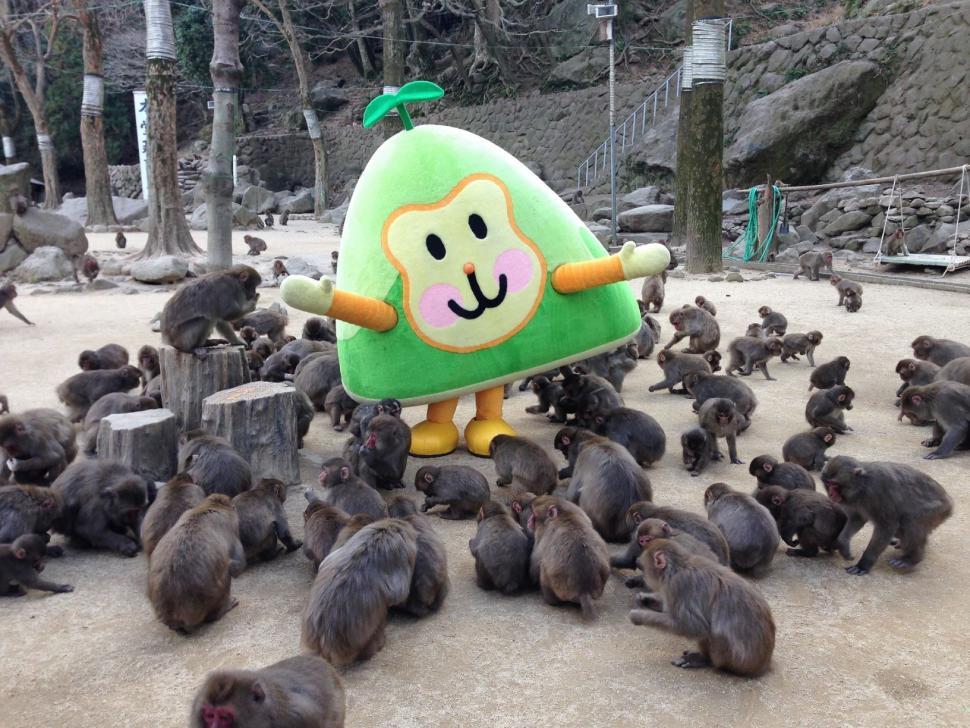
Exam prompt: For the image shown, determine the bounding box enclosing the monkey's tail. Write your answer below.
[579,593,597,622]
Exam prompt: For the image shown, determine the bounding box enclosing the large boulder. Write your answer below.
[130,256,189,284]
[726,61,888,187]
[16,246,75,282]
[621,186,660,211]
[56,195,149,226]
[0,238,27,272]
[905,224,938,253]
[190,203,261,230]
[822,211,872,236]
[0,162,30,213]
[619,105,679,186]
[319,199,349,227]
[241,185,276,214]
[280,189,314,214]
[0,212,12,244]
[618,204,675,233]
[309,80,349,112]
[12,207,88,256]
[547,46,609,89]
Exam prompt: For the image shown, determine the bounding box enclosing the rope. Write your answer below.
[723,185,782,262]
[874,175,898,264]
[943,164,967,277]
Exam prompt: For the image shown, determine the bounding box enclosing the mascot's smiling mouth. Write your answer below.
[448,271,508,320]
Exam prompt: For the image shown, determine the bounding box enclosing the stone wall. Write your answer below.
[109,164,142,199]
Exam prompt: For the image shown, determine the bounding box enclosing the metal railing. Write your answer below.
[576,19,732,189]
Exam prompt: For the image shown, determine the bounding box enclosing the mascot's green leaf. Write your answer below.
[396,80,444,104]
[362,80,445,130]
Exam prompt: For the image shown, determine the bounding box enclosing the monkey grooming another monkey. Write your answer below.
[140,473,205,558]
[179,432,253,497]
[317,457,388,520]
[805,385,854,433]
[0,283,34,326]
[490,435,558,494]
[613,500,730,571]
[629,539,775,676]
[387,496,450,616]
[781,331,823,367]
[161,265,261,358]
[190,654,345,728]
[148,494,246,633]
[469,501,532,594]
[0,534,73,596]
[829,274,862,307]
[414,465,490,519]
[244,235,267,256]
[725,336,783,380]
[809,356,850,391]
[782,427,836,471]
[0,409,77,485]
[704,482,779,576]
[757,306,787,336]
[894,359,940,408]
[793,250,833,281]
[900,381,970,458]
[822,455,952,574]
[754,485,847,558]
[911,335,970,367]
[698,398,745,465]
[302,498,349,569]
[664,305,720,353]
[233,478,301,563]
[749,455,816,491]
[302,518,418,666]
[528,495,610,620]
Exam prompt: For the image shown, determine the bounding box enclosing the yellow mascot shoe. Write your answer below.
[464,418,516,458]
[410,420,460,457]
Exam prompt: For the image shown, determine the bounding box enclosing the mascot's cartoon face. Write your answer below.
[382,173,547,353]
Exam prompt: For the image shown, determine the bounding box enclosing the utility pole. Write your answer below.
[588,3,618,246]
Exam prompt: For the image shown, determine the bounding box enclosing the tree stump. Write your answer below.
[96,408,178,483]
[159,345,250,431]
[201,381,300,485]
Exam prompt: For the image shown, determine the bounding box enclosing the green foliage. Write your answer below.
[174,5,214,86]
[784,67,810,83]
[843,0,863,17]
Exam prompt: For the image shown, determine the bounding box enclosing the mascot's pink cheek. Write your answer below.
[418,283,462,328]
[493,249,534,293]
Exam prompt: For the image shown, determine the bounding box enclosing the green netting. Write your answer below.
[723,185,783,262]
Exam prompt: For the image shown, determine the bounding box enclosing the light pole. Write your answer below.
[588,3,618,247]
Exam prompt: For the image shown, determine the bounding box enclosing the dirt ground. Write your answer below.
[2,222,969,728]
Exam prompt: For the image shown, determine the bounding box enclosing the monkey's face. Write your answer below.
[384,176,546,353]
[900,390,931,420]
[758,306,771,317]
[912,337,931,358]
[821,457,863,503]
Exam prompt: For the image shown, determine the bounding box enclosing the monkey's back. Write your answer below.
[533,520,609,601]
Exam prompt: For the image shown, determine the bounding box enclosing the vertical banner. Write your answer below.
[133,89,150,200]
[232,154,238,185]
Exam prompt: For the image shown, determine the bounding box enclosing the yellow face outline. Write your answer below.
[381,173,547,353]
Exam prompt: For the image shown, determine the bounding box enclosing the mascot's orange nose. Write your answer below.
[463,262,475,275]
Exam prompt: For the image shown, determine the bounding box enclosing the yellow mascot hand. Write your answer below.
[281,275,334,316]
[617,241,671,279]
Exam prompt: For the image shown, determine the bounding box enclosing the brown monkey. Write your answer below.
[703,482,780,576]
[357,415,411,490]
[189,654,345,728]
[805,385,854,433]
[386,496,449,616]
[302,518,418,666]
[233,478,301,563]
[694,295,716,316]
[579,344,639,393]
[703,350,722,373]
[80,392,157,454]
[632,518,721,568]
[781,331,823,367]
[613,500,730,570]
[552,426,600,479]
[252,337,276,360]
[317,457,388,519]
[648,349,711,394]
[507,490,536,531]
[745,323,764,339]
[302,496,349,569]
[52,460,149,557]
[822,455,953,573]
[239,325,259,349]
[279,208,290,226]
[234,306,288,344]
[323,384,357,431]
[829,273,862,306]
[302,316,336,343]
[0,534,73,596]
[137,345,161,388]
[78,343,129,371]
[528,495,610,620]
[0,485,61,560]
[272,259,290,282]
[640,271,666,312]
[526,375,567,422]
[264,212,274,227]
[246,350,264,379]
[900,381,970,458]
[293,389,314,449]
[243,234,267,255]
[911,335,970,367]
[0,409,77,485]
[936,356,970,387]
[140,473,205,558]
[115,231,127,249]
[562,435,653,542]
[793,250,833,281]
[665,305,720,353]
[698,398,745,465]
[629,539,775,677]
[683,372,757,430]
[0,283,34,326]
[782,427,836,471]
[558,367,623,421]
[844,290,862,312]
[179,432,252,497]
[757,306,787,336]
[414,465,490,519]
[161,265,261,357]
[331,250,339,273]
[56,365,142,422]
[469,501,532,594]
[725,336,783,380]
[809,356,850,390]
[144,376,162,407]
[293,353,341,410]
[259,351,301,382]
[148,494,246,632]
[74,253,100,283]
[749,455,815,491]
[588,406,666,467]
[895,359,940,405]
[681,427,712,477]
[490,434,558,494]
[282,338,333,360]
[754,485,846,558]
[633,313,661,360]
[330,513,378,551]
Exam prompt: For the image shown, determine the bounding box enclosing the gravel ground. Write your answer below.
[1,223,968,727]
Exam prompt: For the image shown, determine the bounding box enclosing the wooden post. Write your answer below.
[97,408,178,483]
[159,345,250,432]
[758,174,773,260]
[201,381,300,484]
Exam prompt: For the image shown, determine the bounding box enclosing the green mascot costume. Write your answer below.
[282,81,670,457]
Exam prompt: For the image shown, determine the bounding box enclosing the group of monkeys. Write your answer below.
[0,252,963,727]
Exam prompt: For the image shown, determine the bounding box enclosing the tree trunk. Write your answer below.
[348,0,375,78]
[206,0,244,271]
[159,345,250,432]
[670,1,696,249]
[379,0,405,136]
[97,409,178,483]
[78,4,117,226]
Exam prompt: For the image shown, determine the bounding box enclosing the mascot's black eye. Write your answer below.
[468,214,488,239]
[425,233,446,260]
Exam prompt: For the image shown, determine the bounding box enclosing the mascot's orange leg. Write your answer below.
[464,385,516,457]
[410,398,460,457]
